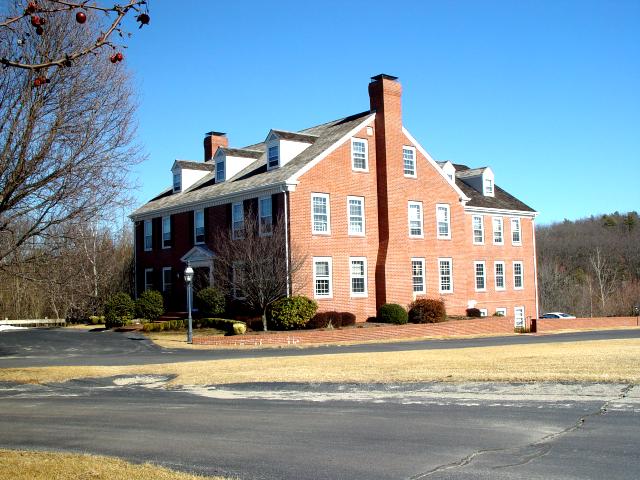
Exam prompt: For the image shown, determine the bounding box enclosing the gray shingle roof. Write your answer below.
[218,147,263,159]
[270,130,318,143]
[131,111,374,219]
[173,160,215,171]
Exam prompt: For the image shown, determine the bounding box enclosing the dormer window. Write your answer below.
[216,158,225,183]
[268,145,279,169]
[485,179,493,195]
[173,172,181,192]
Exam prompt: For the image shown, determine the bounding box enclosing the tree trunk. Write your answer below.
[262,310,268,332]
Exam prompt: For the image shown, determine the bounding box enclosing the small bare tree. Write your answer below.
[213,211,306,331]
[589,246,618,315]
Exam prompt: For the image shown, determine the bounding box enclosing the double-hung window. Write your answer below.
[194,209,205,244]
[408,201,423,237]
[436,204,451,239]
[513,261,524,289]
[144,268,153,291]
[312,193,330,234]
[472,215,484,244]
[268,145,279,169]
[403,146,416,177]
[412,258,425,294]
[494,261,505,291]
[259,196,272,236]
[232,202,244,240]
[484,178,493,195]
[162,267,172,294]
[438,258,453,293]
[347,196,365,235]
[313,257,332,298]
[351,138,368,171]
[474,261,486,291]
[349,257,367,297]
[172,172,181,192]
[215,159,225,182]
[143,220,152,251]
[162,216,171,248]
[511,218,521,245]
[492,217,504,245]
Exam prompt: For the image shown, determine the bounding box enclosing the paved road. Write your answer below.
[1,327,639,368]
[0,377,638,479]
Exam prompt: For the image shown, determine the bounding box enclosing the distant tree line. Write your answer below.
[537,211,640,317]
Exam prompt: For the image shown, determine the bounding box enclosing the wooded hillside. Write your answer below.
[537,211,640,317]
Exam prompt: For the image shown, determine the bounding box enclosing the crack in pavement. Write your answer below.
[409,384,636,479]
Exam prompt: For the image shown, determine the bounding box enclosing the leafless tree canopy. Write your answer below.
[213,212,306,331]
[537,211,640,317]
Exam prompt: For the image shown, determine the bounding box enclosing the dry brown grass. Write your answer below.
[0,449,231,480]
[1,339,639,386]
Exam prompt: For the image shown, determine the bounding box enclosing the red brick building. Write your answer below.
[130,74,539,322]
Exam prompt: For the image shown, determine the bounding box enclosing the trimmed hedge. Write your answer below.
[377,303,408,325]
[142,317,246,335]
[104,292,134,329]
[307,311,356,329]
[88,315,105,325]
[466,308,482,318]
[196,287,225,317]
[198,317,247,335]
[135,290,164,321]
[269,295,318,330]
[408,298,446,324]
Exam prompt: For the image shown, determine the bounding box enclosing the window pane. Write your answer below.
[352,140,367,170]
[313,195,328,232]
[403,148,415,175]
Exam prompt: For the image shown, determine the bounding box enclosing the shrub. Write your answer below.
[198,318,247,335]
[269,295,318,330]
[307,311,357,329]
[196,287,225,317]
[377,303,408,325]
[493,311,505,317]
[88,315,105,325]
[104,292,135,329]
[135,290,164,321]
[408,298,446,324]
[466,308,482,318]
[233,323,247,335]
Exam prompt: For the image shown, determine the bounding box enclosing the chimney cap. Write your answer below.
[370,73,399,82]
[205,131,227,137]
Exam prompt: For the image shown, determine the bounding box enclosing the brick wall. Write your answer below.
[537,316,639,332]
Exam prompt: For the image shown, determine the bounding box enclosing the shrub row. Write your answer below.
[198,317,247,335]
[88,315,105,325]
[104,290,165,329]
[376,298,447,325]
[306,311,356,329]
[142,319,187,332]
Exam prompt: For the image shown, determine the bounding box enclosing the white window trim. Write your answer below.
[411,257,426,295]
[162,267,172,293]
[349,257,368,298]
[194,209,205,245]
[347,195,365,236]
[351,138,369,172]
[474,260,486,292]
[403,145,417,178]
[143,220,152,252]
[172,171,181,193]
[258,196,273,237]
[232,202,244,240]
[494,261,506,291]
[511,218,522,246]
[436,203,451,240]
[479,308,488,317]
[514,306,525,326]
[438,257,453,294]
[311,193,331,235]
[408,201,424,238]
[144,268,153,291]
[496,307,507,316]
[215,158,225,183]
[492,216,504,245]
[267,144,280,170]
[484,178,494,195]
[313,256,333,299]
[162,216,171,249]
[513,261,524,290]
[472,215,484,245]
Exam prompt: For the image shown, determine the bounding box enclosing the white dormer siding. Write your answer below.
[214,148,261,183]
[457,166,495,197]
[171,160,214,193]
[439,161,456,183]
[265,130,317,170]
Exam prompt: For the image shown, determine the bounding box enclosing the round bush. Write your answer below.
[232,323,247,335]
[135,290,164,321]
[269,295,318,330]
[466,308,482,318]
[408,298,446,324]
[377,303,408,325]
[104,292,135,329]
[196,287,226,316]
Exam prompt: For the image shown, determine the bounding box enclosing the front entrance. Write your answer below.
[194,267,211,294]
[180,245,216,312]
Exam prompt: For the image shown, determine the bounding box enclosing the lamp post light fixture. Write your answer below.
[184,263,194,344]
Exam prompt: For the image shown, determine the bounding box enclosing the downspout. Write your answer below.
[283,189,291,296]
[532,218,539,319]
[133,219,138,299]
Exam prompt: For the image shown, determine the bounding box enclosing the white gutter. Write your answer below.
[132,219,138,299]
[532,218,540,319]
[283,191,291,296]
[464,206,539,218]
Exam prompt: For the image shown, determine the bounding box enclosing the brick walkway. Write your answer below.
[192,316,639,348]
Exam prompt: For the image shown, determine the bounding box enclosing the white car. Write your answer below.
[540,312,576,319]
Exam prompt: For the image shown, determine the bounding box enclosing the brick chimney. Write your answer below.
[204,131,228,161]
[369,74,403,308]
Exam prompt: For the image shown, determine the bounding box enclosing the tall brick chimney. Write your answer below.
[204,131,228,161]
[369,74,403,308]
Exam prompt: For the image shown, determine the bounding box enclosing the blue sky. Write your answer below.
[124,0,639,225]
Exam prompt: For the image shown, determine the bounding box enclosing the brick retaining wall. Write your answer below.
[537,316,639,332]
